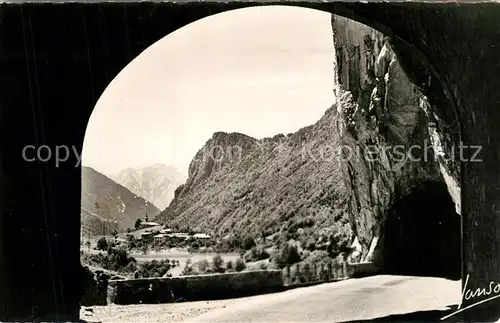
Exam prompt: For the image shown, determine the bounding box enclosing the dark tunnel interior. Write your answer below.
[381,180,461,280]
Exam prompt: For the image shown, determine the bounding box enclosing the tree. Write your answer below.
[106,246,134,271]
[242,236,256,250]
[97,237,108,251]
[190,241,200,252]
[212,254,224,273]
[182,258,194,276]
[274,243,301,269]
[246,246,270,262]
[226,260,233,271]
[198,259,210,274]
[327,235,352,257]
[235,258,246,272]
[134,218,142,230]
[306,238,316,251]
[126,235,137,250]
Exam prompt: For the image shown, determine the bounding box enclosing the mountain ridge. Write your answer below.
[154,103,352,250]
[81,166,160,236]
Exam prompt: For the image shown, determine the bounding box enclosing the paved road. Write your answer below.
[185,275,461,322]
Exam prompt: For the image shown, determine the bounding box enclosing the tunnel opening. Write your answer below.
[381,180,461,280]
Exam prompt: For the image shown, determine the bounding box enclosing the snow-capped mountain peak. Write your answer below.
[111,164,186,210]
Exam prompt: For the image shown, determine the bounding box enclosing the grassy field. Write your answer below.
[81,236,248,277]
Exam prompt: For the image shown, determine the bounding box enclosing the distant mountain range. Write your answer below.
[81,166,160,236]
[110,164,186,210]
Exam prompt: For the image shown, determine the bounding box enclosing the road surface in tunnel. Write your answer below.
[182,275,460,322]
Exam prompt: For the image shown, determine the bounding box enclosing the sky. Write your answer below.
[82,5,335,179]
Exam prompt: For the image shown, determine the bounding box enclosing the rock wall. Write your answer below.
[80,266,109,306]
[331,15,461,266]
[107,270,284,305]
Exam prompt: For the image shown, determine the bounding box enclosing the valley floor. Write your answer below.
[80,275,461,323]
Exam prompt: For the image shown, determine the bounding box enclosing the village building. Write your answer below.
[138,221,161,229]
[153,233,168,243]
[115,237,127,244]
[192,233,211,240]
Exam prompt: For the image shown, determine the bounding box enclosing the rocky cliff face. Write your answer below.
[155,122,352,250]
[331,15,461,276]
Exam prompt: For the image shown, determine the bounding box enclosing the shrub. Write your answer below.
[245,246,270,262]
[134,218,142,229]
[303,263,313,281]
[188,241,200,253]
[215,235,242,253]
[153,243,162,252]
[107,246,136,271]
[198,259,211,274]
[124,261,138,273]
[212,254,225,273]
[285,223,298,240]
[326,235,352,257]
[96,237,108,251]
[273,243,301,269]
[297,217,315,228]
[182,259,195,276]
[226,260,233,271]
[137,259,174,278]
[127,235,137,250]
[306,239,316,251]
[242,236,256,250]
[82,247,136,273]
[235,258,246,272]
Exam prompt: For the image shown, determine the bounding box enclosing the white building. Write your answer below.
[139,221,161,229]
[115,237,127,243]
[193,233,211,239]
[154,233,168,243]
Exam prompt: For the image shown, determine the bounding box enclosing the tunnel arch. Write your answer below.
[82,3,463,282]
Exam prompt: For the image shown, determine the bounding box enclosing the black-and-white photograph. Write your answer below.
[1,2,500,323]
